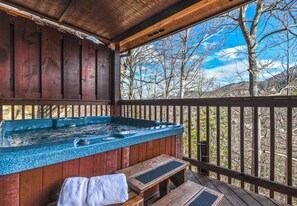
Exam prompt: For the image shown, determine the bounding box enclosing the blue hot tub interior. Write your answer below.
[0,116,176,148]
[0,116,183,175]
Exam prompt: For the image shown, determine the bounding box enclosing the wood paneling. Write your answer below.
[14,17,41,99]
[20,168,43,206]
[0,136,179,206]
[63,33,80,99]
[0,173,19,206]
[82,40,96,100]
[0,11,12,98]
[97,44,110,100]
[41,26,62,99]
[42,163,62,205]
[62,159,79,179]
[79,156,94,177]
[0,12,112,101]
[93,152,106,176]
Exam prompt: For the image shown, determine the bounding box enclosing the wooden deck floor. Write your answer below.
[188,172,289,206]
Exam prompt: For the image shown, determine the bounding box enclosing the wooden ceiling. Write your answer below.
[0,0,252,52]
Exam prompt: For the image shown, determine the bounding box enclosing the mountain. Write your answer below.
[186,66,297,98]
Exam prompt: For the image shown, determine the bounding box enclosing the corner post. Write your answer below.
[110,43,121,116]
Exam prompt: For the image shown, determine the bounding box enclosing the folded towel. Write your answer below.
[57,177,89,206]
[87,173,129,206]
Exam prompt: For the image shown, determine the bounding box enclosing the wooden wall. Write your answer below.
[0,11,111,101]
[0,135,182,206]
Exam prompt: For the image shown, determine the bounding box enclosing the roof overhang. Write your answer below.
[0,0,253,52]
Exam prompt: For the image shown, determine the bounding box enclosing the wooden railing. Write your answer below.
[0,99,112,121]
[120,96,297,205]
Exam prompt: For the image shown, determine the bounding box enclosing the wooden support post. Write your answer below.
[110,43,121,116]
[199,141,209,175]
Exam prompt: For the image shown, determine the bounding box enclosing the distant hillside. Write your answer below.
[186,66,297,97]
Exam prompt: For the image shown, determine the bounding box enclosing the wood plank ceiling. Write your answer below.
[0,0,252,52]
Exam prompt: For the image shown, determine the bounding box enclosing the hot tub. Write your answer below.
[0,116,183,175]
[0,116,184,205]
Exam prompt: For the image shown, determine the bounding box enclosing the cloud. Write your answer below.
[203,59,285,85]
[215,45,247,62]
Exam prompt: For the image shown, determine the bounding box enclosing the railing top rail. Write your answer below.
[0,98,112,105]
[120,96,297,107]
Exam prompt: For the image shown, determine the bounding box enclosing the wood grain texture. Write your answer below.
[0,136,178,206]
[106,149,119,174]
[20,168,43,206]
[63,33,80,99]
[82,39,96,100]
[0,11,13,98]
[41,26,62,99]
[42,163,62,205]
[0,173,19,206]
[79,155,94,177]
[14,17,41,98]
[62,159,79,179]
[97,44,110,100]
[94,152,106,176]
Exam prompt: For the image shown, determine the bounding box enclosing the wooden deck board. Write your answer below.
[188,172,289,206]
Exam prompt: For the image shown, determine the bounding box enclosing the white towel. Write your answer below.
[86,173,129,206]
[57,177,89,206]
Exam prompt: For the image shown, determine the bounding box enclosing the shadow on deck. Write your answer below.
[188,171,289,206]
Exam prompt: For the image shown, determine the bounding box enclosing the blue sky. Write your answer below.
[185,2,297,86]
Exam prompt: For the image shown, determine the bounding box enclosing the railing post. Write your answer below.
[110,43,121,116]
[199,140,209,175]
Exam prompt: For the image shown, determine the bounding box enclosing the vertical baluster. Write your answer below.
[166,105,169,122]
[11,105,14,120]
[197,106,200,161]
[72,105,75,117]
[41,105,44,119]
[287,107,292,204]
[173,106,176,123]
[123,105,125,117]
[188,106,192,170]
[240,106,244,188]
[134,105,137,118]
[84,105,87,116]
[228,106,231,183]
[216,106,220,180]
[180,106,183,124]
[160,106,163,122]
[90,105,93,116]
[32,105,35,119]
[144,105,147,120]
[0,105,3,121]
[269,107,275,198]
[58,105,61,118]
[139,105,142,119]
[96,105,98,116]
[105,105,108,115]
[206,106,210,176]
[148,105,151,120]
[78,105,81,117]
[22,105,25,119]
[154,105,157,120]
[65,105,68,117]
[253,107,259,193]
[50,105,53,118]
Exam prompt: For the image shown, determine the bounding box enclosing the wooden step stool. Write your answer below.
[47,190,143,206]
[116,154,190,198]
[152,181,224,206]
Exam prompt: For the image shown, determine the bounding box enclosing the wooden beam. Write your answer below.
[0,0,111,44]
[58,0,77,22]
[110,43,121,115]
[112,0,203,42]
[119,0,253,52]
